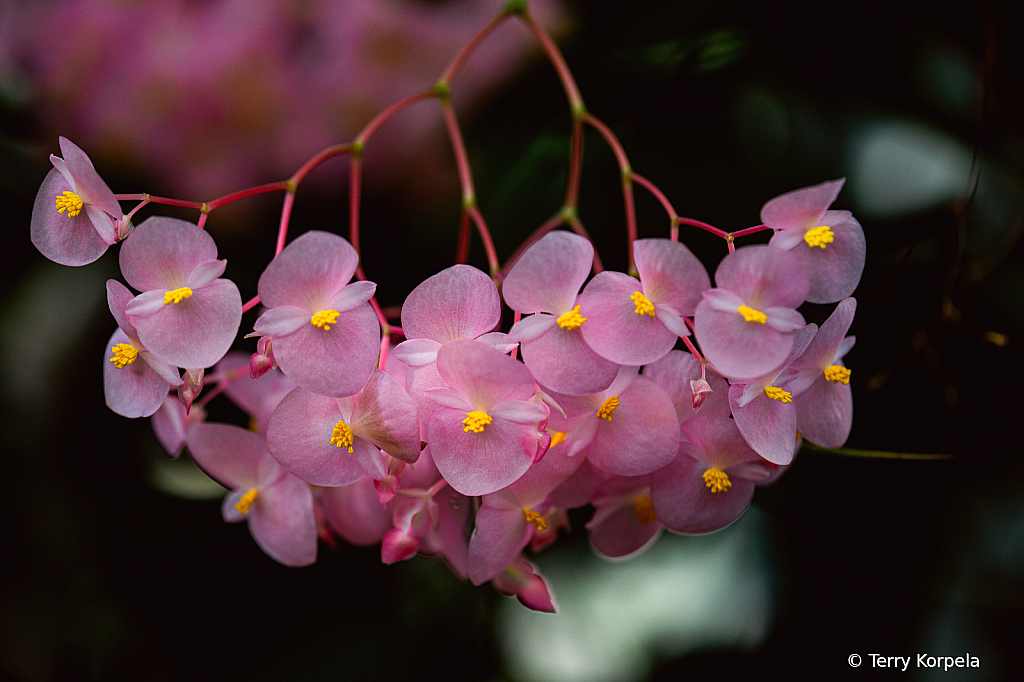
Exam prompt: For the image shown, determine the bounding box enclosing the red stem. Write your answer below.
[564,119,584,209]
[355,91,436,147]
[241,295,261,314]
[456,209,472,264]
[567,217,604,274]
[518,12,584,111]
[275,191,296,256]
[730,224,772,238]
[583,114,637,272]
[441,12,512,83]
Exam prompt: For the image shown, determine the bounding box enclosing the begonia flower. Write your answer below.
[762,179,866,304]
[266,370,420,487]
[693,244,809,380]
[103,280,182,419]
[504,231,619,395]
[493,557,557,613]
[784,297,856,448]
[425,339,550,497]
[187,423,317,567]
[119,216,242,370]
[585,475,663,560]
[31,137,126,266]
[551,366,679,478]
[253,230,379,397]
[651,416,770,534]
[577,238,710,366]
[728,325,817,465]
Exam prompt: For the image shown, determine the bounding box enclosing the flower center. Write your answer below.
[765,386,792,403]
[235,488,259,514]
[632,496,658,525]
[462,410,492,433]
[596,395,620,422]
[738,305,767,324]
[523,509,548,531]
[163,287,193,305]
[109,343,138,369]
[311,309,340,330]
[630,291,656,317]
[824,365,851,384]
[556,305,587,330]
[330,419,355,453]
[55,190,84,218]
[702,468,732,493]
[804,225,835,248]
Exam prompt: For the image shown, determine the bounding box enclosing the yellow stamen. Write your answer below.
[55,190,84,218]
[738,305,767,324]
[462,410,492,434]
[824,365,851,384]
[765,386,792,403]
[596,395,620,422]
[163,287,193,305]
[109,343,139,369]
[235,488,259,514]
[556,305,587,330]
[549,431,567,447]
[630,291,656,317]
[523,509,548,531]
[702,468,732,493]
[311,309,340,330]
[804,225,835,249]
[632,496,658,525]
[330,419,354,453]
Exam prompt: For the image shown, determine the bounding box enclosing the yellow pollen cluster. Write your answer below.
[632,496,658,525]
[765,386,793,403]
[235,488,259,514]
[556,305,588,330]
[109,343,139,369]
[596,395,620,422]
[163,287,193,305]
[330,419,355,452]
[738,305,767,324]
[462,410,492,434]
[630,291,656,317]
[824,365,851,384]
[549,431,567,447]
[523,509,548,531]
[311,309,341,330]
[55,190,84,218]
[804,225,835,248]
[702,468,732,493]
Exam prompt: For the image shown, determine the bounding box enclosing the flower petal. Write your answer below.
[119,217,220,292]
[503,230,594,314]
[401,264,500,343]
[258,230,359,310]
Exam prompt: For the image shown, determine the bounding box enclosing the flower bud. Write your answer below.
[690,377,713,412]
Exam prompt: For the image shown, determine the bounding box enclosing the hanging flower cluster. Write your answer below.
[27,1,864,613]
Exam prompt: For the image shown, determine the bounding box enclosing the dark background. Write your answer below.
[2,0,1022,679]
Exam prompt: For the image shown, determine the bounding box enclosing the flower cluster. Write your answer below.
[26,3,864,614]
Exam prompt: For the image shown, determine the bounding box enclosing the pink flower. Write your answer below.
[187,423,318,566]
[504,231,619,395]
[103,280,182,418]
[693,244,809,380]
[762,179,866,304]
[585,475,664,560]
[119,216,242,370]
[425,339,550,496]
[31,137,125,266]
[253,230,379,397]
[577,239,710,366]
[493,558,557,613]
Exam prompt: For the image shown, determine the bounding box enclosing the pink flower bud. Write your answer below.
[690,377,713,412]
[178,368,205,413]
[249,336,276,379]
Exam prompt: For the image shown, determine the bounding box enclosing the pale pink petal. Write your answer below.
[424,387,475,410]
[139,351,184,387]
[272,302,380,397]
[633,238,710,316]
[58,137,122,217]
[584,376,680,476]
[266,387,370,487]
[186,423,264,490]
[643,351,731,423]
[728,383,797,465]
[508,314,557,343]
[713,245,809,309]
[577,271,678,366]
[786,215,866,304]
[123,290,168,319]
[258,230,358,310]
[252,305,310,338]
[764,307,807,333]
[249,471,317,566]
[795,378,852,448]
[103,329,172,418]
[31,169,110,266]
[760,178,845,231]
[133,279,242,369]
[328,280,378,313]
[435,338,536,408]
[587,499,663,559]
[503,230,594,314]
[694,300,794,380]
[467,489,532,584]
[84,204,117,245]
[119,217,219,292]
[476,332,520,355]
[390,338,442,367]
[401,264,500,342]
[651,453,756,534]
[653,304,691,338]
[493,558,558,613]
[186,259,228,290]
[520,323,619,396]
[106,279,139,339]
[489,400,549,424]
[350,370,421,464]
[319,478,391,546]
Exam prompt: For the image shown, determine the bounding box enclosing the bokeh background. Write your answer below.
[2,0,1023,680]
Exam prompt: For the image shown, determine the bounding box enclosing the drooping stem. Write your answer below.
[440,11,513,84]
[583,113,637,274]
[730,224,773,239]
[274,190,296,257]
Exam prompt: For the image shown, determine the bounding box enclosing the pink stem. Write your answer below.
[442,101,476,207]
[196,212,208,230]
[379,332,391,372]
[630,172,682,241]
[518,12,584,111]
[677,216,730,239]
[511,311,522,360]
[355,91,436,147]
[274,191,296,256]
[206,180,291,211]
[567,217,604,274]
[125,199,149,221]
[290,144,353,185]
[241,295,261,314]
[468,205,501,276]
[349,156,363,262]
[565,119,584,209]
[456,209,472,264]
[730,224,773,238]
[115,194,203,210]
[583,114,637,273]
[681,335,704,363]
[440,12,512,83]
